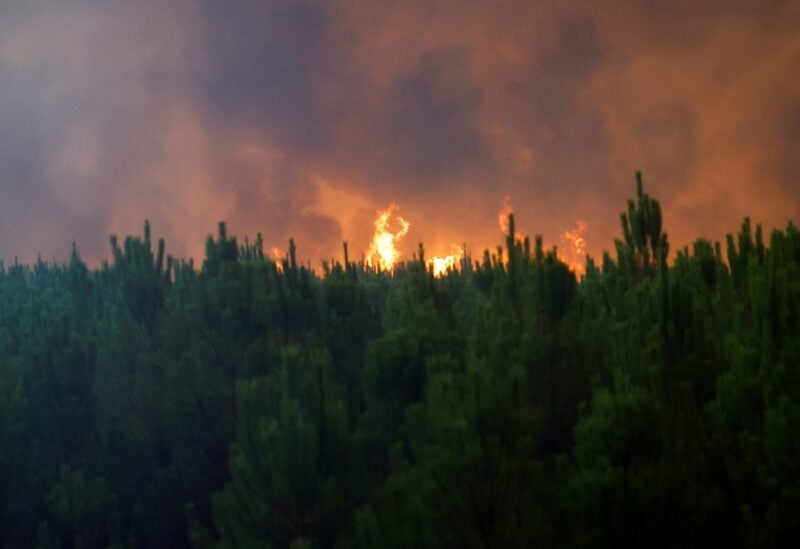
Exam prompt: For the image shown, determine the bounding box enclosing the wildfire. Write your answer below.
[270,246,285,272]
[498,195,525,242]
[498,195,513,235]
[498,196,587,275]
[367,203,410,271]
[560,221,588,277]
[270,196,586,279]
[427,245,464,277]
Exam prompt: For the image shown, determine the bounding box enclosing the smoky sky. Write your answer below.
[0,0,798,265]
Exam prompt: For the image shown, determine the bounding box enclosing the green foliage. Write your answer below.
[0,176,797,547]
[210,347,348,548]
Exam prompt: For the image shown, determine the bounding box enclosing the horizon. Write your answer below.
[1,1,798,266]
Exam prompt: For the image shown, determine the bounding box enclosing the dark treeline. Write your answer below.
[1,174,798,548]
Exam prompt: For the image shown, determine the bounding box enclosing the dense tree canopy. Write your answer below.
[0,175,798,548]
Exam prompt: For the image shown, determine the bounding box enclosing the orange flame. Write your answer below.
[560,221,588,277]
[498,195,513,235]
[367,203,410,271]
[498,195,525,242]
[427,245,464,277]
[270,246,285,272]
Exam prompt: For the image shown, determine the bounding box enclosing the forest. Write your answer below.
[0,174,798,548]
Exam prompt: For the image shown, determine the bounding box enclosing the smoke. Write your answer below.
[0,0,797,264]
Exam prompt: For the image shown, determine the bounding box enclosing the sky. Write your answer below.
[0,0,798,266]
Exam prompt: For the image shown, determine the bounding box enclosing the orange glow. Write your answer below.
[498,196,589,275]
[498,195,526,242]
[427,245,464,277]
[560,221,588,277]
[270,246,285,272]
[367,203,410,271]
[352,199,588,278]
[498,195,513,235]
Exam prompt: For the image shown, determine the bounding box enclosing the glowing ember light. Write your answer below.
[560,221,588,277]
[270,246,285,272]
[498,195,514,235]
[427,245,464,277]
[498,195,526,242]
[367,203,409,271]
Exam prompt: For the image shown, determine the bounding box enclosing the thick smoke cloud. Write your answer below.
[0,0,797,265]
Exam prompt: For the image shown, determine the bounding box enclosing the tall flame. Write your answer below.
[498,195,525,242]
[289,196,585,278]
[560,221,588,277]
[367,203,409,271]
[498,195,513,235]
[270,246,285,272]
[427,245,464,277]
